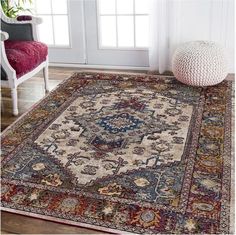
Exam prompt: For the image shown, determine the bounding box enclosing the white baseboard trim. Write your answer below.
[49,63,149,71]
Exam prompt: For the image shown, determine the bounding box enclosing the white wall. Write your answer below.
[167,0,234,73]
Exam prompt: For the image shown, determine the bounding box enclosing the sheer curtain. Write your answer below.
[149,0,169,74]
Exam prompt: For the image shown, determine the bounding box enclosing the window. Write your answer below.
[97,0,149,49]
[34,0,70,47]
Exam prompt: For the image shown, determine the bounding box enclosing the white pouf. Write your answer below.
[172,41,228,86]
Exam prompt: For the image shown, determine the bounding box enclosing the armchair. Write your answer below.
[1,7,49,116]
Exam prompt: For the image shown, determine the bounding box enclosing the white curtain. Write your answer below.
[149,0,169,74]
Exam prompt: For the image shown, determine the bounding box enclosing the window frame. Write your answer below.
[34,0,72,49]
[96,0,149,51]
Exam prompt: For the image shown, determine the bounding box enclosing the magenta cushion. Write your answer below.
[4,40,48,78]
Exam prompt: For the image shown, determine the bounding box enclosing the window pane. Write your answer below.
[53,16,70,46]
[135,16,149,47]
[100,16,116,47]
[52,0,68,14]
[135,0,149,14]
[117,0,133,14]
[20,0,35,14]
[35,0,51,14]
[117,16,134,47]
[99,0,116,14]
[38,15,54,45]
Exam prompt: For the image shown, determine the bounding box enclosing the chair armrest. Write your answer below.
[0,30,9,41]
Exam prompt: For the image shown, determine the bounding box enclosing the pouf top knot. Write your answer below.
[172,41,228,87]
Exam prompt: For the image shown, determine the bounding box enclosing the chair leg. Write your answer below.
[11,87,18,116]
[43,65,49,93]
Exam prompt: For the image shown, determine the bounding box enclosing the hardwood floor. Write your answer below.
[1,212,105,234]
[1,68,234,234]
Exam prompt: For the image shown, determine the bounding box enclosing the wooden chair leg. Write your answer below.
[43,65,49,93]
[11,87,18,116]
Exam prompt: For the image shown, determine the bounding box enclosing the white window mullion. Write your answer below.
[50,0,56,46]
[35,0,38,14]
[115,0,118,48]
[133,0,136,47]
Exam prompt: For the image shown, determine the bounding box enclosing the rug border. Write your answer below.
[230,81,235,235]
[219,80,234,234]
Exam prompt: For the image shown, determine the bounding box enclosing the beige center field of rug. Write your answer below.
[1,72,233,234]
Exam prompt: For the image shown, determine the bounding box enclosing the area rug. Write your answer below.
[1,72,233,234]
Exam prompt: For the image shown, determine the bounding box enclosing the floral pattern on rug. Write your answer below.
[1,72,232,234]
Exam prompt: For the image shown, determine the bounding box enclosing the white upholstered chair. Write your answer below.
[1,6,49,116]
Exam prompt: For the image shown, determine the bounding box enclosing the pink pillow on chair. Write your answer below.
[4,40,48,78]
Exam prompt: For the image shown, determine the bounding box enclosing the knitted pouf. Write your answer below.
[172,41,228,86]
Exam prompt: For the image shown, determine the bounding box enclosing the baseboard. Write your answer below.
[49,63,149,71]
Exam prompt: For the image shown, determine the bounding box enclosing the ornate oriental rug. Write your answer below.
[1,72,233,234]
